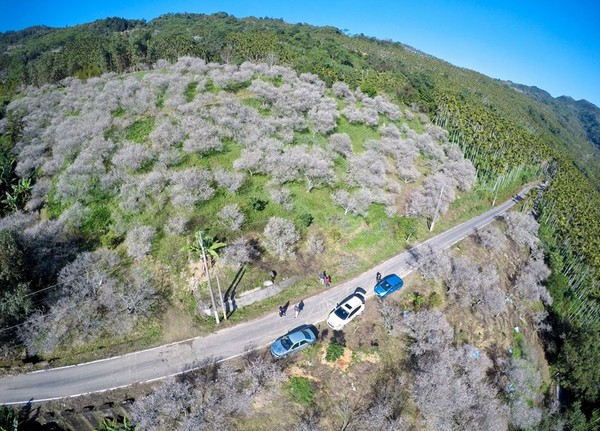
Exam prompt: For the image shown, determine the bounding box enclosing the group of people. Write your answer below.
[278,300,304,318]
[277,270,383,320]
[319,271,332,288]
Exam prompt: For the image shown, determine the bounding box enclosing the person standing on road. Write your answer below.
[376,271,382,282]
[294,300,305,318]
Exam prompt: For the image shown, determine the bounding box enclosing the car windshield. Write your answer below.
[381,281,391,290]
[334,307,349,319]
[280,336,293,350]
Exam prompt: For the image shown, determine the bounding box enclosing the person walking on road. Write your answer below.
[279,301,289,317]
[376,271,382,282]
[294,300,305,318]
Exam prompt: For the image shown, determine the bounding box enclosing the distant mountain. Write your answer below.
[505,82,600,180]
[557,97,600,150]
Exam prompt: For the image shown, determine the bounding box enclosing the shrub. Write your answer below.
[221,237,257,266]
[305,232,325,255]
[299,213,314,227]
[169,168,214,209]
[251,198,268,211]
[287,377,314,405]
[112,142,154,171]
[412,292,427,310]
[214,168,245,194]
[428,292,444,309]
[325,339,345,362]
[164,215,188,236]
[269,186,292,210]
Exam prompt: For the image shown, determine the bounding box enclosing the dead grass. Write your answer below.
[160,306,202,343]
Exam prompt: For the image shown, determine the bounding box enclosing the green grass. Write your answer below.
[184,81,199,102]
[156,91,166,109]
[241,97,271,115]
[512,330,524,359]
[81,201,112,236]
[286,376,314,405]
[47,320,162,367]
[325,340,345,362]
[179,138,242,170]
[112,106,126,117]
[126,117,155,143]
[335,117,379,153]
[428,291,443,308]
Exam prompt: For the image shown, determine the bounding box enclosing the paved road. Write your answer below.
[0,185,534,405]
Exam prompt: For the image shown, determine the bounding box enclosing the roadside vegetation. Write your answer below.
[115,213,554,430]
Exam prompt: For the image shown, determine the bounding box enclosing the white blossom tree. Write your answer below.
[218,204,245,231]
[263,217,300,260]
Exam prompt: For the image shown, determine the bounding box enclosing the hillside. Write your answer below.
[0,58,487,358]
[0,12,599,430]
[1,13,599,189]
[506,82,600,181]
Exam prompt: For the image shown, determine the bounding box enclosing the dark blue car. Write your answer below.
[270,324,319,358]
[374,273,404,298]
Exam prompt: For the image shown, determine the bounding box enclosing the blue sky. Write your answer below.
[2,0,599,107]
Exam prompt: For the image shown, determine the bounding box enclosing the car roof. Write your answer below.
[383,273,402,284]
[287,325,317,343]
[341,295,364,309]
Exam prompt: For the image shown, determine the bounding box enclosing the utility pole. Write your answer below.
[197,231,220,324]
[430,184,446,232]
[215,272,227,321]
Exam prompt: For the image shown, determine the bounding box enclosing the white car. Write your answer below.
[327,287,366,330]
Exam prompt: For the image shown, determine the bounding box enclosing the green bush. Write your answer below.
[287,376,314,405]
[325,340,345,362]
[428,291,443,309]
[251,198,268,211]
[512,330,524,359]
[299,213,314,227]
[412,292,426,310]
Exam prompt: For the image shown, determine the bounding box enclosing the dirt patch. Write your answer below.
[160,306,201,344]
[353,350,380,364]
[286,365,319,381]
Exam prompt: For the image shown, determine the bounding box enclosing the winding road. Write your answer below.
[0,185,535,405]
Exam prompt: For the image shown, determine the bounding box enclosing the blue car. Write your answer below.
[270,324,319,358]
[374,273,404,298]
